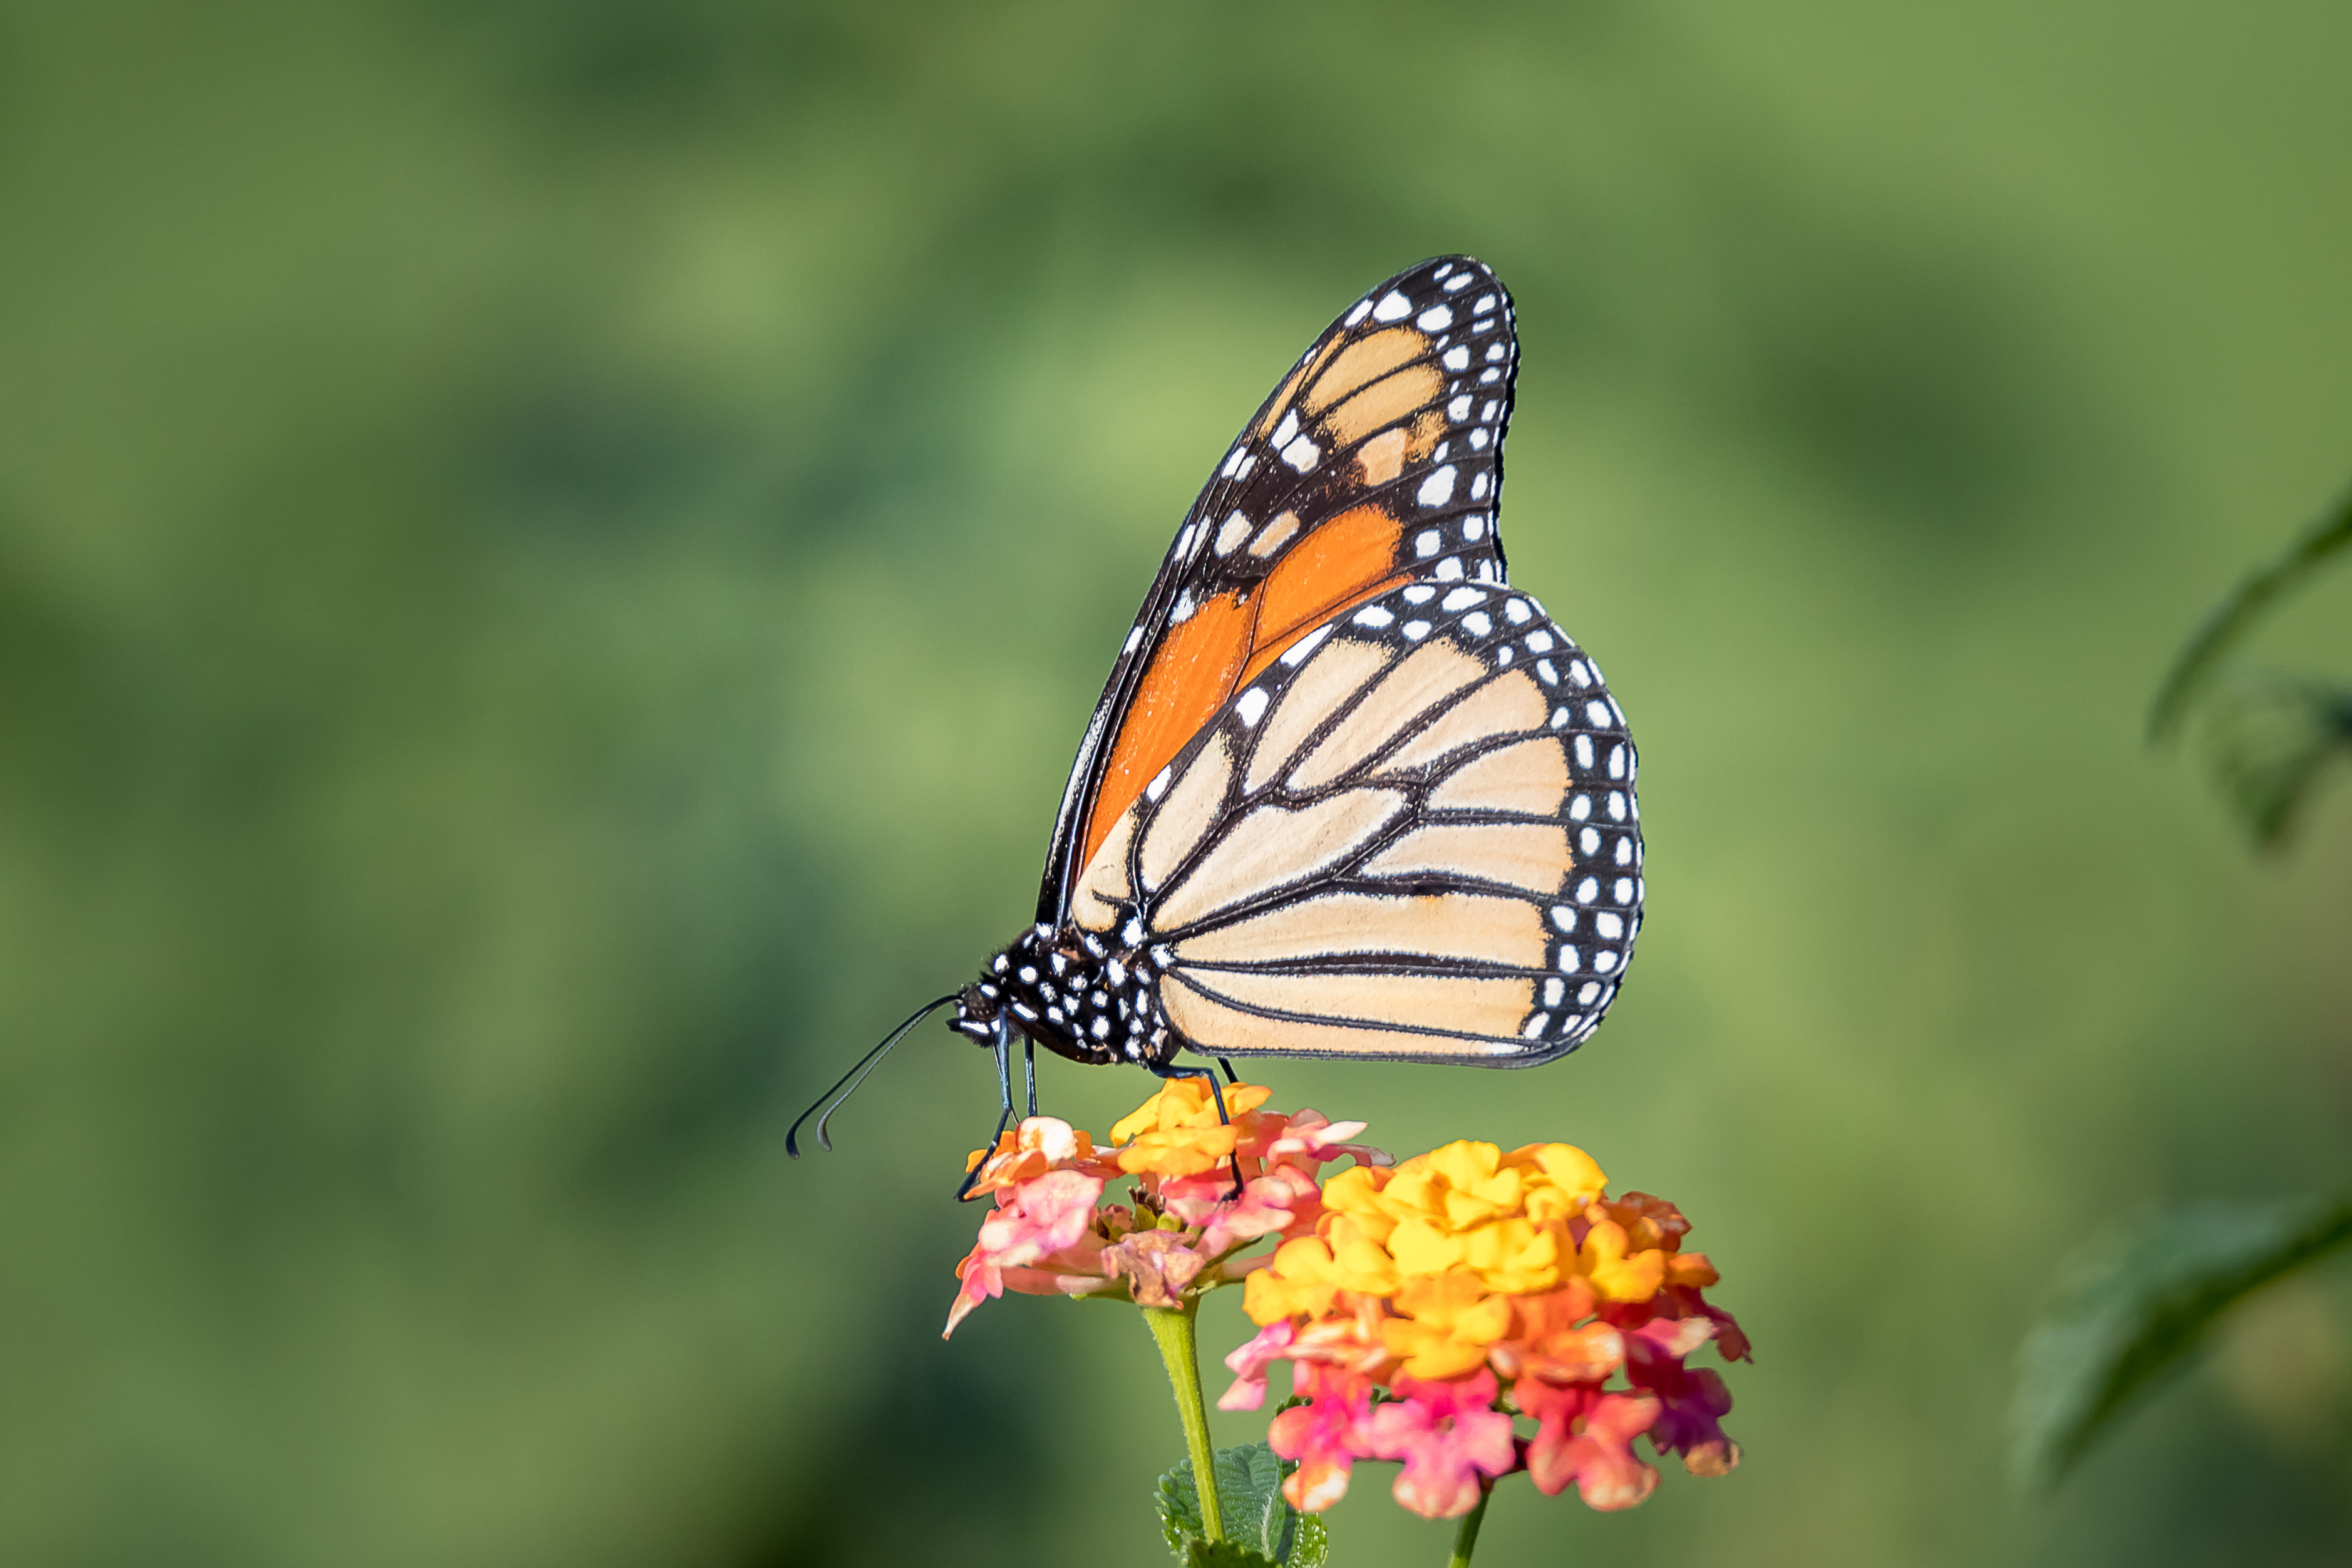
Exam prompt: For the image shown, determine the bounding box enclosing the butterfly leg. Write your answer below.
[1023,1034,1039,1118]
[1150,1060,1246,1200]
[955,1016,1022,1203]
[1217,1058,1239,1085]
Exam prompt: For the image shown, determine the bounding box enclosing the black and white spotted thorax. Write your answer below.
[955,922,1177,1067]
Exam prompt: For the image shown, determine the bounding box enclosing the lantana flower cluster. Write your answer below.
[946,1080,1386,1334]
[1224,1138,1749,1518]
[943,1080,1748,1529]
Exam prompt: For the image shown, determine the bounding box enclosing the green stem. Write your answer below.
[1446,1478,1493,1568]
[1143,1300,1224,1543]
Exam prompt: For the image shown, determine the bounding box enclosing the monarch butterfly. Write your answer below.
[790,257,1642,1181]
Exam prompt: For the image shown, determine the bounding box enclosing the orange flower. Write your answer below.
[1110,1079,1273,1176]
[962,1116,1117,1197]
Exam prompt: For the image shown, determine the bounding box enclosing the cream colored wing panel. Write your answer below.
[1138,734,1234,894]
[1359,822,1574,897]
[1244,636,1395,794]
[1069,808,1138,932]
[1382,673,1550,775]
[1150,789,1407,932]
[1289,641,1485,791]
[1424,736,1572,818]
[1172,890,1550,969]
[1161,973,1531,1059]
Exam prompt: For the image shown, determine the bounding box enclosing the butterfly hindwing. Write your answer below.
[1037,257,1522,926]
[1066,577,1641,1066]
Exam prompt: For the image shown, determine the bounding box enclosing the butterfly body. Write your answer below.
[787,256,1645,1170]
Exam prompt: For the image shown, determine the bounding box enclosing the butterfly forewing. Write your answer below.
[1067,577,1642,1066]
[1037,257,1521,926]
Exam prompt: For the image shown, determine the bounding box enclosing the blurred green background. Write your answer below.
[3,1,2349,1564]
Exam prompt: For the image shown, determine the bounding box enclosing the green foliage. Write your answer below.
[2198,672,2352,846]
[1156,1444,1328,1567]
[2148,484,2352,845]
[2010,1193,2352,1491]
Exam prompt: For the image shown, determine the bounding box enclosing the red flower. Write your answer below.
[1514,1378,1663,1510]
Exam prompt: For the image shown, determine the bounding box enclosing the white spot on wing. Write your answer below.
[1373,290,1413,322]
[1281,625,1333,666]
[1235,687,1269,727]
[1417,467,1458,507]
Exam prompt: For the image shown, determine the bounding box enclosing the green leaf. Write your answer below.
[1155,1443,1326,1566]
[2197,671,2352,848]
[2148,482,2352,744]
[2009,1191,2352,1492]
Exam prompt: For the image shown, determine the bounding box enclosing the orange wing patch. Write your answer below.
[1081,504,1413,870]
[1244,505,1410,679]
[1087,591,1256,870]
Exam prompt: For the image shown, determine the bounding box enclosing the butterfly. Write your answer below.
[789,257,1643,1182]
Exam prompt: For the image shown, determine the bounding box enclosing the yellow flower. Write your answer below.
[1319,1164,1399,1244]
[1576,1213,1667,1302]
[1382,1141,1527,1232]
[1111,1079,1274,1176]
[1244,1230,1401,1324]
[1504,1143,1609,1221]
[1380,1271,1516,1380]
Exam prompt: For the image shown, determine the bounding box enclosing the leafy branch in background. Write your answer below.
[2147,483,2352,846]
[2009,1197,2352,1490]
[2011,478,2352,1493]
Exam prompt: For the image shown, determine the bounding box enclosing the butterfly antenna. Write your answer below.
[787,993,961,1158]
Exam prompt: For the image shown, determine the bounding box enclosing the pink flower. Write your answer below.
[1261,1109,1389,1174]
[1219,1319,1297,1411]
[1196,1164,1326,1256]
[1358,1370,1518,1519]
[1514,1378,1661,1510]
[1269,1363,1378,1513]
[944,1168,1106,1336]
